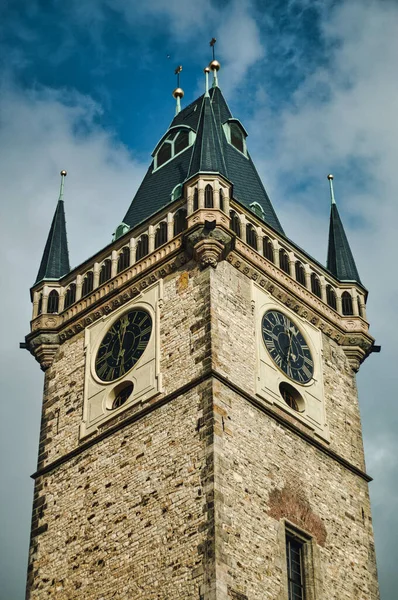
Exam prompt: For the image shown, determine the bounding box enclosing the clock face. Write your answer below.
[261,309,314,384]
[95,309,152,382]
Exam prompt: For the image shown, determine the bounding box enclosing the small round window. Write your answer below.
[279,382,305,413]
[108,381,134,411]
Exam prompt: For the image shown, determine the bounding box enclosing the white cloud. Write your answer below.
[0,80,145,597]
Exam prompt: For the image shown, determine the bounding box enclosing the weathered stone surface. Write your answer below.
[26,258,379,600]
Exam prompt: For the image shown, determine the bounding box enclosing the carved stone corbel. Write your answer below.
[24,331,60,371]
[184,220,234,269]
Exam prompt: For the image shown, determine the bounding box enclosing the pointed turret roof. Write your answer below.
[326,176,361,283]
[35,173,70,284]
[122,85,284,235]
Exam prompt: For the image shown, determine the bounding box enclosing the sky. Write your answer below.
[0,0,396,597]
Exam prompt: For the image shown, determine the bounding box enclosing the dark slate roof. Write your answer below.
[327,203,361,283]
[187,94,227,177]
[35,199,70,284]
[122,85,284,235]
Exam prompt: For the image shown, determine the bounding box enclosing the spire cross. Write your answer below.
[210,37,216,60]
[174,65,182,88]
[59,170,67,201]
[327,174,336,205]
[208,38,220,88]
[172,66,184,116]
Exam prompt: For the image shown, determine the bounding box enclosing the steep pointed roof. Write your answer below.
[122,85,284,235]
[35,193,70,285]
[327,201,361,284]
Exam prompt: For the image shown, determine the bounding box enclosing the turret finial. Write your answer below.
[59,170,67,201]
[327,173,336,205]
[209,38,220,87]
[204,66,210,97]
[172,65,184,115]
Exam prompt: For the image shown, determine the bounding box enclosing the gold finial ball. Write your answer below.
[327,173,334,180]
[60,170,67,177]
[209,59,221,72]
[172,87,184,99]
[204,66,211,73]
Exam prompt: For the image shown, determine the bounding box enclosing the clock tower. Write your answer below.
[24,60,380,599]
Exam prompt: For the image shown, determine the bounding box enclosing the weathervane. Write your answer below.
[208,38,220,87]
[172,65,184,115]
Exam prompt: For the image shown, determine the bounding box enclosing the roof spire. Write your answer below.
[209,38,220,87]
[326,174,361,284]
[35,170,71,285]
[328,173,336,204]
[172,65,184,115]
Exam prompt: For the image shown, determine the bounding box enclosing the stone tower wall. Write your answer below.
[26,258,379,599]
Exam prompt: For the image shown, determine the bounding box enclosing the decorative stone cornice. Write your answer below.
[226,247,374,369]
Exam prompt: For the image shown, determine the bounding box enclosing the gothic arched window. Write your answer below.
[136,234,149,261]
[219,189,224,212]
[246,224,257,250]
[82,271,94,297]
[263,236,274,262]
[342,291,353,315]
[279,249,290,274]
[47,289,59,313]
[117,247,130,273]
[311,273,322,298]
[155,222,168,249]
[327,285,337,310]
[295,261,306,286]
[64,283,76,309]
[230,211,241,236]
[173,208,187,236]
[37,293,43,316]
[99,260,112,285]
[204,184,213,208]
[193,188,199,211]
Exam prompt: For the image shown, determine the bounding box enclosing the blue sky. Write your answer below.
[1,0,397,598]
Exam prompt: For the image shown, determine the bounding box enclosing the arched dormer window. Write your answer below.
[279,249,290,274]
[295,261,306,286]
[311,273,322,298]
[136,234,149,261]
[250,202,264,220]
[37,293,43,316]
[230,123,245,153]
[117,247,130,273]
[82,272,94,297]
[154,128,193,170]
[174,208,187,236]
[342,291,353,315]
[263,236,274,262]
[64,283,76,309]
[230,211,241,236]
[219,189,224,212]
[204,184,213,208]
[327,285,337,310]
[155,222,168,249]
[193,188,199,211]
[47,290,59,313]
[246,224,257,250]
[99,260,111,285]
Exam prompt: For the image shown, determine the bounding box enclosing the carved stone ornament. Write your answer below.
[25,332,60,371]
[185,220,233,268]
